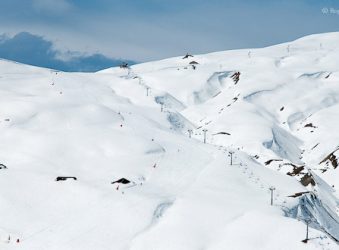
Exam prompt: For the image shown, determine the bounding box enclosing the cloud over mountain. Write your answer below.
[0,32,135,72]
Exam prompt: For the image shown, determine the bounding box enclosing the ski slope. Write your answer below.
[1,32,339,249]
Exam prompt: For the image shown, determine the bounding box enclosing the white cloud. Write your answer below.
[1,0,335,62]
[32,0,72,13]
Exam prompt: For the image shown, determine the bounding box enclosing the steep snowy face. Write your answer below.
[0,32,339,250]
[102,32,339,247]
[109,32,339,189]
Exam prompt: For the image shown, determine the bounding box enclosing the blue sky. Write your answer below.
[0,0,339,71]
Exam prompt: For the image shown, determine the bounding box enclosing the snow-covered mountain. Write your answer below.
[1,32,339,250]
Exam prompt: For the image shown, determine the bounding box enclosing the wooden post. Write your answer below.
[302,219,311,243]
[229,151,234,165]
[202,129,207,144]
[269,186,276,206]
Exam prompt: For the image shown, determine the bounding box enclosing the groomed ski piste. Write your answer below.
[1,32,339,249]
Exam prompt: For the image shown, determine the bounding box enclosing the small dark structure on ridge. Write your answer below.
[0,163,7,169]
[55,176,77,181]
[119,62,129,68]
[189,61,199,65]
[182,53,194,59]
[111,178,131,185]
